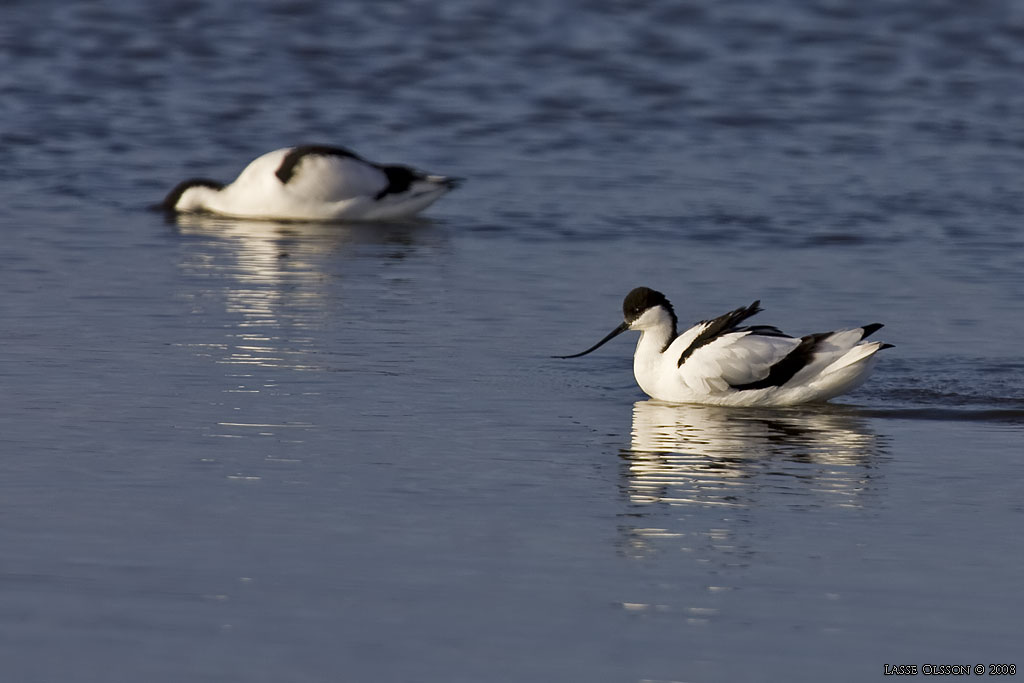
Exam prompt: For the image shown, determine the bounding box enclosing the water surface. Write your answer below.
[2,1,1023,681]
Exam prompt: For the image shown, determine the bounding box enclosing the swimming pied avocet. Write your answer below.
[160,145,460,221]
[556,287,892,406]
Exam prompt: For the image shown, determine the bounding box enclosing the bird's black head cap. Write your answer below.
[623,287,676,327]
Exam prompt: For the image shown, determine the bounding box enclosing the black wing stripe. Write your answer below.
[374,165,422,200]
[677,301,764,368]
[730,332,829,391]
[274,145,364,184]
[861,323,884,339]
[738,324,788,337]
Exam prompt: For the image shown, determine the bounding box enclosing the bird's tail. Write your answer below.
[819,324,892,376]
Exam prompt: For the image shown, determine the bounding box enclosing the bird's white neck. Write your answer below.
[177,185,223,212]
[631,307,677,395]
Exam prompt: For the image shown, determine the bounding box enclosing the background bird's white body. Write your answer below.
[167,146,458,221]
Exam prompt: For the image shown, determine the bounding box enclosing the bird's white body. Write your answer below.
[163,145,459,221]
[560,288,890,407]
[629,306,884,406]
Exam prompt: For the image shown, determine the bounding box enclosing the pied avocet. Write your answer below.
[160,144,460,221]
[557,287,892,406]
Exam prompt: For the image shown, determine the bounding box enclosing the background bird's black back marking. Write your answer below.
[374,165,423,200]
[274,145,364,184]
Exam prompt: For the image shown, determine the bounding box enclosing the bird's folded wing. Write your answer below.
[677,332,800,392]
[284,154,390,202]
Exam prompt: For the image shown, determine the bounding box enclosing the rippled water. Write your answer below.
[2,1,1023,681]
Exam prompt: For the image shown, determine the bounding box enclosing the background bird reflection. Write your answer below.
[170,214,446,450]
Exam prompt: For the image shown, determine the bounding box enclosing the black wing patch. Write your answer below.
[375,165,423,200]
[862,323,894,349]
[677,300,764,368]
[737,324,788,337]
[731,323,889,391]
[729,332,830,391]
[861,323,884,339]
[274,145,364,184]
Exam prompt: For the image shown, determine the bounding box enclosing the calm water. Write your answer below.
[2,1,1024,681]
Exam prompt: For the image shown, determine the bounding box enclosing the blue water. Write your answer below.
[2,1,1023,681]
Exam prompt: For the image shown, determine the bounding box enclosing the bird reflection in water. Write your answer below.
[173,214,434,372]
[171,214,439,447]
[619,400,887,561]
[175,215,332,373]
[623,400,885,508]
